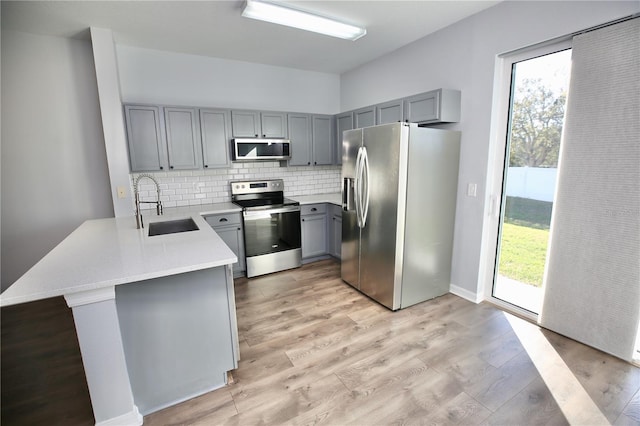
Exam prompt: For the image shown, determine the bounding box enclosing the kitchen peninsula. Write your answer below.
[0,206,241,425]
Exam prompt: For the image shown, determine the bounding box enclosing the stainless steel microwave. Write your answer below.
[232,138,291,161]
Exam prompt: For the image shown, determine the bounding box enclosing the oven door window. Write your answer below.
[243,210,301,257]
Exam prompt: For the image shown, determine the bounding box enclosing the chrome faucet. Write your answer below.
[133,174,163,229]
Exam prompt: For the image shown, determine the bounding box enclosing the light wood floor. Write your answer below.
[145,259,640,425]
[2,259,639,425]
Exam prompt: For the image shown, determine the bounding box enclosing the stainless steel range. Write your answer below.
[231,179,302,278]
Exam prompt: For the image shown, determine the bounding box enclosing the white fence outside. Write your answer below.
[506,167,557,202]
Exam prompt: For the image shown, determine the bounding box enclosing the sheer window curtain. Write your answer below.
[539,18,640,361]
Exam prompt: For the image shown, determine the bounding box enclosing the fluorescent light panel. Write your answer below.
[242,0,366,41]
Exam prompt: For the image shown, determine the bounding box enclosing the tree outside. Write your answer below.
[508,78,566,168]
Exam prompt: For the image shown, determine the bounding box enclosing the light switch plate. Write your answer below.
[117,186,127,199]
[467,183,477,197]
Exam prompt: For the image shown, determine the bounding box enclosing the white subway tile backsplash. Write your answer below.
[131,165,341,210]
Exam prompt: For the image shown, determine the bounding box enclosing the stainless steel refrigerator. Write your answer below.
[341,122,460,310]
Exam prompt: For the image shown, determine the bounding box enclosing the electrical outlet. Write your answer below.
[117,186,127,199]
[467,183,477,197]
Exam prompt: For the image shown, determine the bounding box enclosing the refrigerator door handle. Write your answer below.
[361,147,370,228]
[343,178,355,211]
[355,147,364,228]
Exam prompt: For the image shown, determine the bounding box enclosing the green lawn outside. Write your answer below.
[498,197,553,287]
[498,223,549,287]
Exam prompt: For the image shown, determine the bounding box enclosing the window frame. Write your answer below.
[479,39,573,321]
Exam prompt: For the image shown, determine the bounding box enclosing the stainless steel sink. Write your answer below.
[148,218,199,236]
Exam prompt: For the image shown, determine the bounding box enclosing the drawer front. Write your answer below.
[205,213,242,228]
[301,204,327,216]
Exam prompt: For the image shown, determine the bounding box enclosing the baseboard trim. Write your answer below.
[449,284,483,304]
[96,405,142,426]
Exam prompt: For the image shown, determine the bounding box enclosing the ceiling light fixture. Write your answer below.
[242,0,366,41]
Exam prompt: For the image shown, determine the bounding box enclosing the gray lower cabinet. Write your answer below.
[376,99,403,125]
[204,213,246,277]
[329,204,342,259]
[335,112,354,165]
[115,266,237,415]
[125,105,167,172]
[200,108,231,169]
[301,204,328,259]
[164,107,201,170]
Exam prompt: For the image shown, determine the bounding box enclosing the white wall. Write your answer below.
[1,30,114,291]
[340,1,640,298]
[116,45,341,114]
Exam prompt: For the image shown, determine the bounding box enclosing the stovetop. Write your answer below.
[230,179,298,211]
[232,196,299,210]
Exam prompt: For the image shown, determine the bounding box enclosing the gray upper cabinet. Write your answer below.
[200,109,231,169]
[335,112,354,166]
[311,115,334,166]
[333,89,461,148]
[260,112,287,138]
[231,111,260,137]
[231,110,287,138]
[164,107,201,170]
[287,113,312,166]
[125,105,167,172]
[376,99,403,125]
[288,113,333,166]
[354,106,375,129]
[403,89,461,124]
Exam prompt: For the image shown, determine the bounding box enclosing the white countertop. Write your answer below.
[1,196,341,307]
[293,193,341,206]
[1,206,238,307]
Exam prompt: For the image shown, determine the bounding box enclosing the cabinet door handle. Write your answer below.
[170,165,174,169]
[237,227,241,231]
[311,208,317,212]
[255,134,258,137]
[307,162,310,165]
[302,218,305,221]
[204,165,208,168]
[219,218,228,222]
[314,161,317,165]
[159,166,164,170]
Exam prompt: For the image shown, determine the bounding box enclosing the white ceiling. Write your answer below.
[1,0,500,74]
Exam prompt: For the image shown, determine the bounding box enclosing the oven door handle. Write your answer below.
[243,206,301,220]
